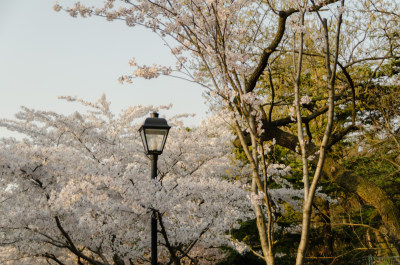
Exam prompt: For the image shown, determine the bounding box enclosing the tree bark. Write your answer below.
[325,156,400,247]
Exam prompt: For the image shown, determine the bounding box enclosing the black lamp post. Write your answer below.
[139,112,170,265]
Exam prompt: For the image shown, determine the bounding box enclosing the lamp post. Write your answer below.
[139,112,170,265]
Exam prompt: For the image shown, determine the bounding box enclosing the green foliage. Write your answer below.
[232,219,261,248]
[343,136,400,207]
[216,248,265,265]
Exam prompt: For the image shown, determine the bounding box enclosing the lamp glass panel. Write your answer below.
[139,129,148,153]
[145,129,167,152]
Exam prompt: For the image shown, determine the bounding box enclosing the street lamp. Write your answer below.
[139,112,170,265]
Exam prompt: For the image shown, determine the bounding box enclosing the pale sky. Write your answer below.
[0,0,207,138]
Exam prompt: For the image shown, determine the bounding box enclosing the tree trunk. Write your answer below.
[234,116,275,265]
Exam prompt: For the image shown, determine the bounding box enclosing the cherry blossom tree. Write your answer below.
[0,96,307,265]
[52,0,400,263]
[52,1,340,264]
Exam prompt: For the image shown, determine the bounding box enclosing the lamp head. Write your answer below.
[139,112,170,155]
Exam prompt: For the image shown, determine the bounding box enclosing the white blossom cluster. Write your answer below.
[0,95,255,264]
